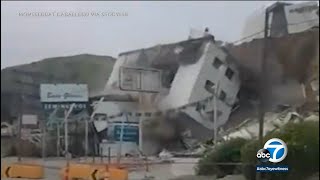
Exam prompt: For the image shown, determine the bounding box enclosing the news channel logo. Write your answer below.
[256,138,288,163]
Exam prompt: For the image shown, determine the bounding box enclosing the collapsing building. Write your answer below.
[92,35,241,155]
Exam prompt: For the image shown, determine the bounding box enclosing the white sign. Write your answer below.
[22,114,38,125]
[40,84,88,103]
[119,66,162,93]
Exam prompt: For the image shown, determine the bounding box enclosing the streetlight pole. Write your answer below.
[213,82,220,145]
[117,112,126,165]
[57,122,60,157]
[17,94,24,162]
[42,120,46,161]
[64,103,75,162]
[256,7,270,180]
[86,97,104,160]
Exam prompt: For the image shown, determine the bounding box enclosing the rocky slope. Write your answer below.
[1,54,116,122]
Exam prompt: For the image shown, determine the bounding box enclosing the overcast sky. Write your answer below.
[1,1,306,69]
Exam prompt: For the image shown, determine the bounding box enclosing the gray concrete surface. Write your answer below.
[0,157,252,180]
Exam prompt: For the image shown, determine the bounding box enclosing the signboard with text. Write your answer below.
[40,84,88,111]
[22,114,38,125]
[119,66,162,93]
[40,84,88,103]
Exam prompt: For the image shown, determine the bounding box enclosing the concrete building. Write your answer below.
[92,34,241,154]
[239,1,319,44]
[98,35,240,130]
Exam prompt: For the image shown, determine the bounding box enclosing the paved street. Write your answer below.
[1,157,202,180]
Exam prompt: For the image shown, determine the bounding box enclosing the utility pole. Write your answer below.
[64,109,68,160]
[42,119,46,161]
[57,122,60,157]
[64,103,75,162]
[256,7,270,180]
[86,97,104,160]
[85,117,88,159]
[117,111,127,165]
[213,82,220,145]
[17,94,23,162]
[138,93,143,153]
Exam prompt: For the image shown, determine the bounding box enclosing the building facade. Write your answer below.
[240,1,319,44]
[93,35,241,155]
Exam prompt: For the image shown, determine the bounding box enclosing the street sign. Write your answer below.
[40,84,88,112]
[113,124,139,144]
[40,84,88,103]
[22,114,38,125]
[119,66,162,93]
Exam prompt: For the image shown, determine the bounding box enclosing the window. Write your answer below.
[213,57,223,69]
[196,103,206,111]
[205,80,215,94]
[207,110,223,121]
[219,90,226,101]
[225,67,234,80]
[196,103,201,111]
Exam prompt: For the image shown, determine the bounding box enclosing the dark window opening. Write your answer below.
[219,90,226,101]
[213,57,223,69]
[145,112,152,117]
[207,110,223,121]
[225,68,234,80]
[196,103,206,111]
[205,80,215,94]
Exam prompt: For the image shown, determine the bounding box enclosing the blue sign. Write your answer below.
[113,124,139,144]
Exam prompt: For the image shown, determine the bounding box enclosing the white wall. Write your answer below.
[159,42,241,129]
[239,2,319,44]
[157,43,211,109]
[189,42,241,128]
[285,1,319,34]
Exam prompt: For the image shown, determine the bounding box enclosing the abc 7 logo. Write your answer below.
[256,149,271,162]
[256,138,288,163]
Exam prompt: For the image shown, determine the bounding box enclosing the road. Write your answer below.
[1,157,203,180]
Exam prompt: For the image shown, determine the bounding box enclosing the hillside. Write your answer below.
[1,54,116,122]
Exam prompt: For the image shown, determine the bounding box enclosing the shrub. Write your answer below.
[196,138,248,178]
[241,121,319,180]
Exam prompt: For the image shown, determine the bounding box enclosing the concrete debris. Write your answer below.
[222,108,319,140]
[180,129,201,149]
[305,114,320,122]
[159,149,174,161]
[192,145,206,155]
[141,176,155,180]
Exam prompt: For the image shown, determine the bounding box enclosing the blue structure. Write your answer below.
[113,124,139,144]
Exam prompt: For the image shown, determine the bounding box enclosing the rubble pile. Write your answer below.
[221,107,319,141]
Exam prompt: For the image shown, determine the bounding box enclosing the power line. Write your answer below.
[232,17,319,44]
